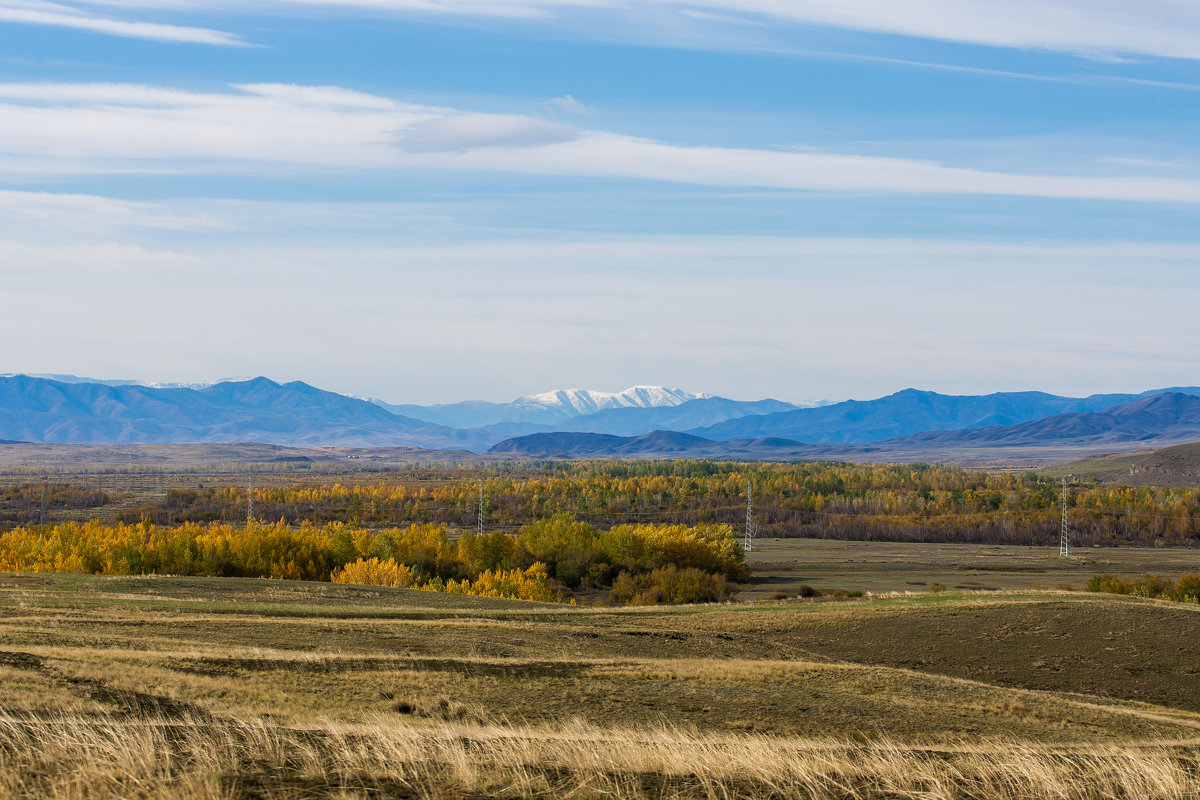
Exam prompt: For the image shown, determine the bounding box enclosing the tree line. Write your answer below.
[0,515,743,605]
[92,460,1200,547]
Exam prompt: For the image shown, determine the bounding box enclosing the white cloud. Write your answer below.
[33,0,1200,60]
[0,189,228,232]
[397,114,579,153]
[0,82,432,169]
[679,9,765,28]
[546,94,594,116]
[0,0,243,45]
[2,81,1200,203]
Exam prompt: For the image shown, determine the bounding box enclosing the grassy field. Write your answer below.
[742,537,1200,599]
[2,572,1200,797]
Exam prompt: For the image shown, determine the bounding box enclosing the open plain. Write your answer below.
[3,565,1200,798]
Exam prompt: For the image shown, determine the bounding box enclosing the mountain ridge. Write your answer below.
[888,392,1200,447]
[688,387,1200,444]
[376,385,724,428]
[0,375,492,450]
[4,375,1200,458]
[487,430,819,459]
[488,392,1200,459]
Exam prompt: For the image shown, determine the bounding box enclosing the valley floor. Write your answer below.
[1,572,1199,798]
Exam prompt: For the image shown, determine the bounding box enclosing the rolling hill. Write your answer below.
[487,430,821,459]
[1055,440,1200,487]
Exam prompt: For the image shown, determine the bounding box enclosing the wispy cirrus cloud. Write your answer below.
[546,94,594,116]
[398,114,579,153]
[1,81,1199,204]
[0,0,243,45]
[27,0,1200,61]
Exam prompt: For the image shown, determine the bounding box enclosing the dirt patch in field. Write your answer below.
[173,655,590,680]
[771,598,1200,711]
[0,576,55,587]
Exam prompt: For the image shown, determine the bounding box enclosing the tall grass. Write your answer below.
[0,711,1198,799]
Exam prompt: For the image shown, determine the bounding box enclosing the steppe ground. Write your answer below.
[742,536,1200,599]
[3,540,1200,798]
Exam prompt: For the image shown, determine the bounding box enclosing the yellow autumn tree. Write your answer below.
[331,557,415,588]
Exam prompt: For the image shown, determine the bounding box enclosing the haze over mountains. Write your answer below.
[1,375,1199,461]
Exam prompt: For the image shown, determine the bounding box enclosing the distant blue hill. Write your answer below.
[468,397,799,443]
[487,430,817,459]
[0,375,491,450]
[488,393,1200,458]
[689,388,1200,444]
[887,392,1200,448]
[5,376,1200,455]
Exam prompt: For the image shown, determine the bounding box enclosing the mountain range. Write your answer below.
[1,375,1199,460]
[490,393,1200,460]
[688,388,1191,443]
[0,375,489,450]
[374,386,720,428]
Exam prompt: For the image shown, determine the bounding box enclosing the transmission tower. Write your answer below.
[38,485,47,526]
[1059,475,1070,557]
[744,480,755,552]
[247,478,255,523]
[477,479,485,537]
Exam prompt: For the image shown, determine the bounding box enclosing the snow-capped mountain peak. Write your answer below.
[515,386,709,417]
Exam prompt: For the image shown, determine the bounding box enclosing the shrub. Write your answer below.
[446,563,561,603]
[609,565,733,605]
[1088,572,1200,603]
[331,557,414,588]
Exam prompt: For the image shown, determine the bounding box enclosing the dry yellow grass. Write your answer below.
[1,711,1199,800]
[6,575,1200,798]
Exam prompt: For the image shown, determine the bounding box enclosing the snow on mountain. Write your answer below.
[514,386,708,416]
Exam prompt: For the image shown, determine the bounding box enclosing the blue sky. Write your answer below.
[2,1,1199,404]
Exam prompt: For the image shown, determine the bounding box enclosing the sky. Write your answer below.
[2,1,1199,405]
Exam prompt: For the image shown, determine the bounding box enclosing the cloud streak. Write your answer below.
[30,1,1200,60]
[0,1,243,45]
[2,82,1200,204]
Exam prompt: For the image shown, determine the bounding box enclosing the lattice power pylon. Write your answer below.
[745,480,755,552]
[477,479,485,537]
[1059,475,1070,557]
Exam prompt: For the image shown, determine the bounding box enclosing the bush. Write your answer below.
[1088,572,1200,603]
[445,563,561,603]
[332,557,414,588]
[609,565,733,606]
